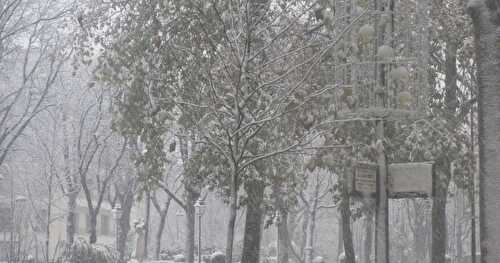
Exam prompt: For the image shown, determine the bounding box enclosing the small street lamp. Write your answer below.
[194,199,207,263]
[9,195,27,263]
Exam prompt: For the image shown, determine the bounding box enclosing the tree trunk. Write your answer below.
[468,2,500,262]
[66,192,78,245]
[226,171,238,263]
[155,210,168,260]
[117,191,134,263]
[278,209,290,263]
[89,211,98,244]
[363,211,373,263]
[431,171,451,263]
[457,219,463,263]
[241,180,265,263]
[287,208,302,263]
[341,190,355,263]
[270,170,290,263]
[179,132,199,263]
[431,36,458,263]
[299,207,309,260]
[155,201,170,260]
[63,105,77,247]
[185,188,199,263]
[304,207,316,263]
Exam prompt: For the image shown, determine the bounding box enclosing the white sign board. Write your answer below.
[353,162,378,196]
[388,162,433,198]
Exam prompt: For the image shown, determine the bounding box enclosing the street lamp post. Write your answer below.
[194,199,207,263]
[9,195,27,263]
[2,164,27,263]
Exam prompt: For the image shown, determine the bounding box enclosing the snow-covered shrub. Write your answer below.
[174,254,186,262]
[390,66,410,83]
[359,24,375,42]
[210,251,225,263]
[56,239,117,263]
[398,91,412,108]
[377,45,395,61]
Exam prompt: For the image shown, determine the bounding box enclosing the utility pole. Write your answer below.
[329,1,430,263]
[375,120,389,263]
[374,0,391,261]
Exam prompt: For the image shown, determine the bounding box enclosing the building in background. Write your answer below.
[0,191,142,262]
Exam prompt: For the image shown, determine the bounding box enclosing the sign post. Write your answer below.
[375,121,389,263]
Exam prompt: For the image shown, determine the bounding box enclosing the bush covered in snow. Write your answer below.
[56,239,117,263]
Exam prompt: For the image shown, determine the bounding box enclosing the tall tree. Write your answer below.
[467,0,500,262]
[107,150,140,263]
[0,0,70,167]
[82,1,356,262]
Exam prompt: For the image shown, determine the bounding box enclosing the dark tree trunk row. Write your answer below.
[341,169,356,263]
[185,188,199,263]
[241,180,265,263]
[431,39,457,263]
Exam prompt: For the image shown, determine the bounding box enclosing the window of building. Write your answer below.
[34,209,48,233]
[0,204,12,232]
[74,212,80,234]
[86,212,91,233]
[100,214,110,236]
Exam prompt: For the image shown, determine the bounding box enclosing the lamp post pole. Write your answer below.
[194,199,206,263]
[8,171,27,263]
[198,211,202,263]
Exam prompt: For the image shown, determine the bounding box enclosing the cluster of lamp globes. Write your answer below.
[312,4,413,110]
[350,21,413,109]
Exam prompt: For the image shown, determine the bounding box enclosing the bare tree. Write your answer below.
[151,190,172,260]
[0,1,76,256]
[150,148,181,260]
[74,86,128,244]
[293,168,336,263]
[107,151,140,263]
[0,0,71,167]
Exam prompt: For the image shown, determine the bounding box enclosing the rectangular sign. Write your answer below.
[353,162,378,196]
[388,162,433,198]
